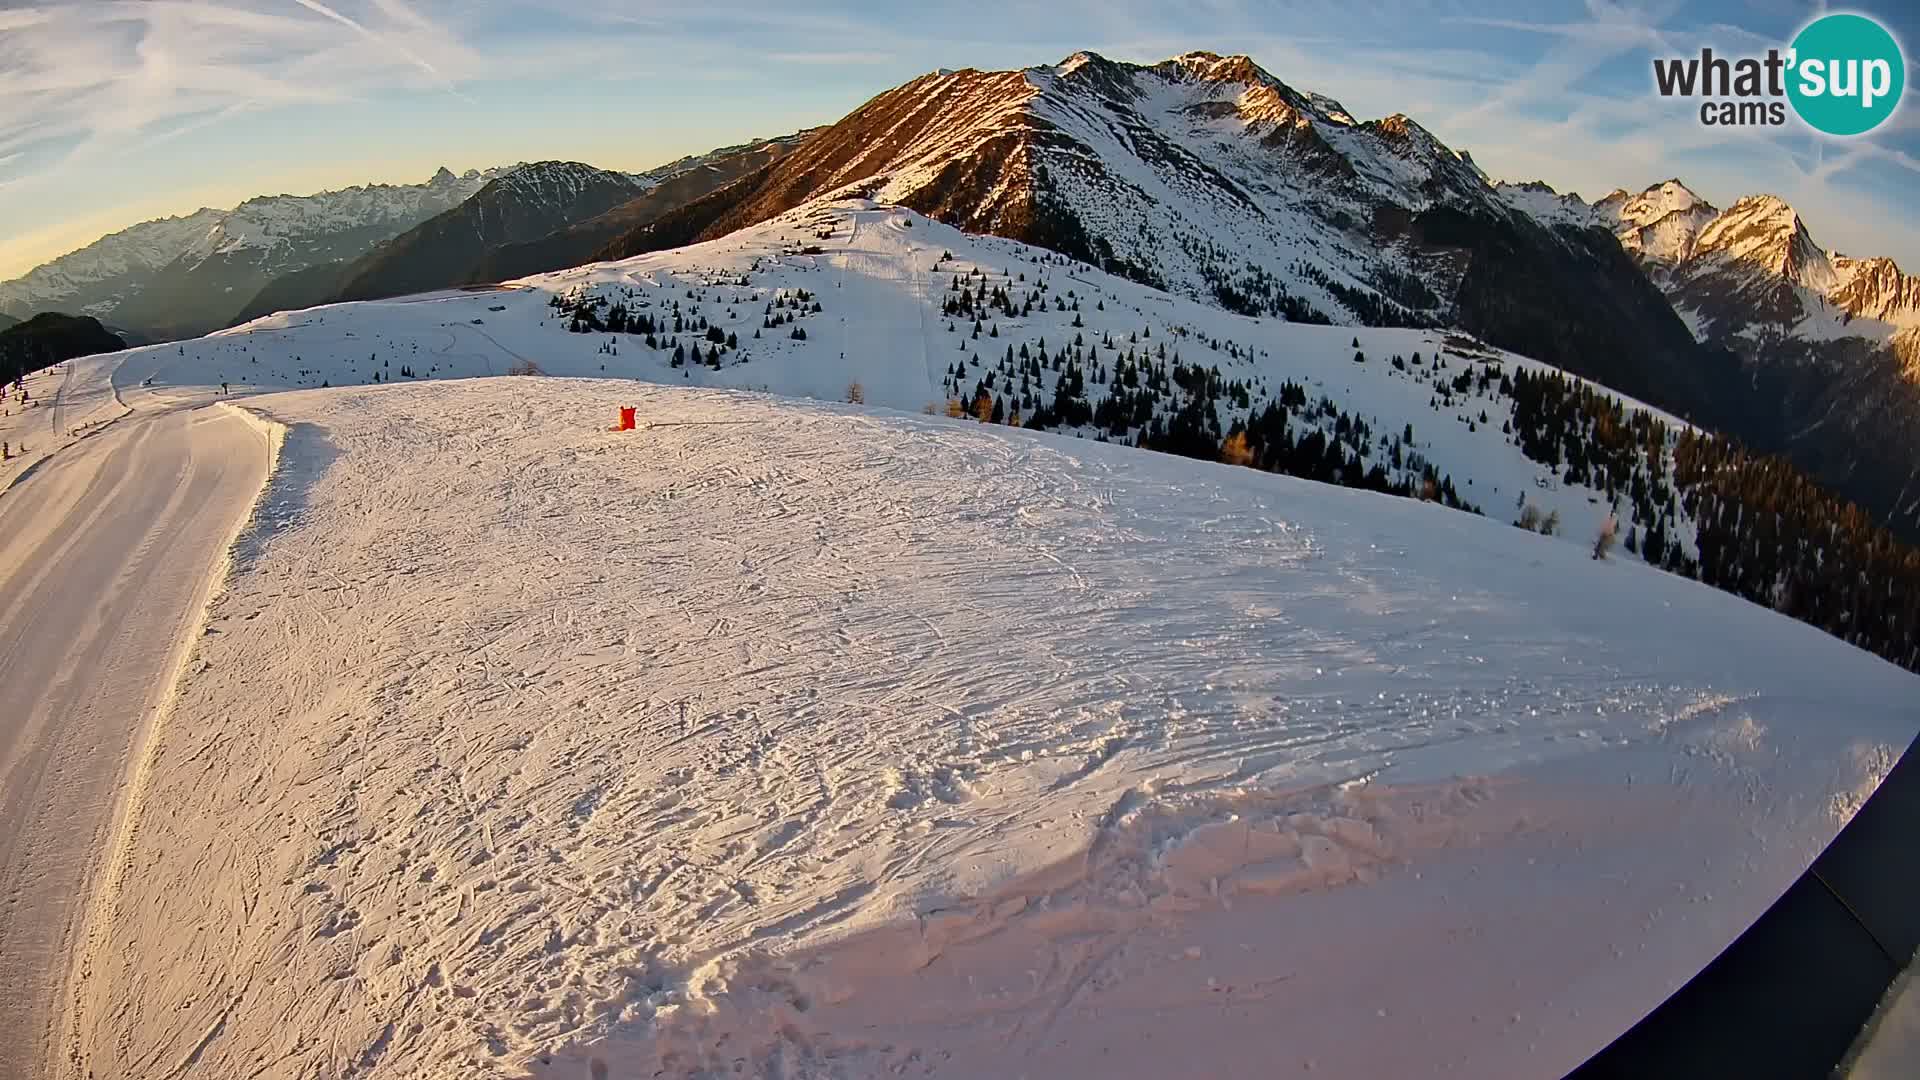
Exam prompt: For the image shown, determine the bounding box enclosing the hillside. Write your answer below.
[0,313,125,384]
[315,162,651,305]
[470,135,811,285]
[128,199,1920,672]
[68,369,1920,1078]
[594,51,1744,446]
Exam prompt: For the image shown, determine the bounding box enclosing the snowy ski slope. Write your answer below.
[59,378,1917,1078]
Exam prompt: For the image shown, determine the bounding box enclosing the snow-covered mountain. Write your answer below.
[606,51,1490,319]
[1500,178,1920,537]
[0,167,509,339]
[321,161,653,304]
[1502,177,1920,346]
[0,209,229,324]
[597,53,1729,440]
[237,135,810,324]
[1590,179,1720,265]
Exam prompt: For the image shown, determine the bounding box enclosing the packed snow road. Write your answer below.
[0,384,269,1080]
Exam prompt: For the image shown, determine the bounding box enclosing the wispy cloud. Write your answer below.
[0,0,479,192]
[286,0,463,92]
[765,51,897,66]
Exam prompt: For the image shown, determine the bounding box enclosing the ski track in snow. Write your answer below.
[0,352,132,496]
[65,372,1919,1080]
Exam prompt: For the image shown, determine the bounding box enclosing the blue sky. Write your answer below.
[1,1,1916,279]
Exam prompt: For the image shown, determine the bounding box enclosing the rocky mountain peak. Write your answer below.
[1693,193,1832,289]
[1832,253,1920,327]
[1164,51,1273,87]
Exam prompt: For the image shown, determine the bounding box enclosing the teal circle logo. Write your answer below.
[1788,13,1905,135]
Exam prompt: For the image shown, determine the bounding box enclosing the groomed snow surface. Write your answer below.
[65,373,1918,1079]
[0,350,132,495]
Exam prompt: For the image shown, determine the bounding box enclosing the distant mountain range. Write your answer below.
[230,161,653,321]
[0,140,806,342]
[1497,177,1920,538]
[0,168,511,340]
[230,135,807,325]
[4,50,1916,538]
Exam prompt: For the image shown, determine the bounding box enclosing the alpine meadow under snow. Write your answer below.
[21,197,1916,1078]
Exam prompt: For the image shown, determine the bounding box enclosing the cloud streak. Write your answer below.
[0,0,478,193]
[286,0,461,91]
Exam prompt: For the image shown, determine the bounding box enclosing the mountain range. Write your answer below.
[4,49,1916,538]
[230,135,808,325]
[0,168,512,340]
[0,136,804,342]
[1497,177,1920,537]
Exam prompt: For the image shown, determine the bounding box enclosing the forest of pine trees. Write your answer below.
[930,270,1478,515]
[548,280,821,369]
[1505,367,1920,673]
[0,338,53,387]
